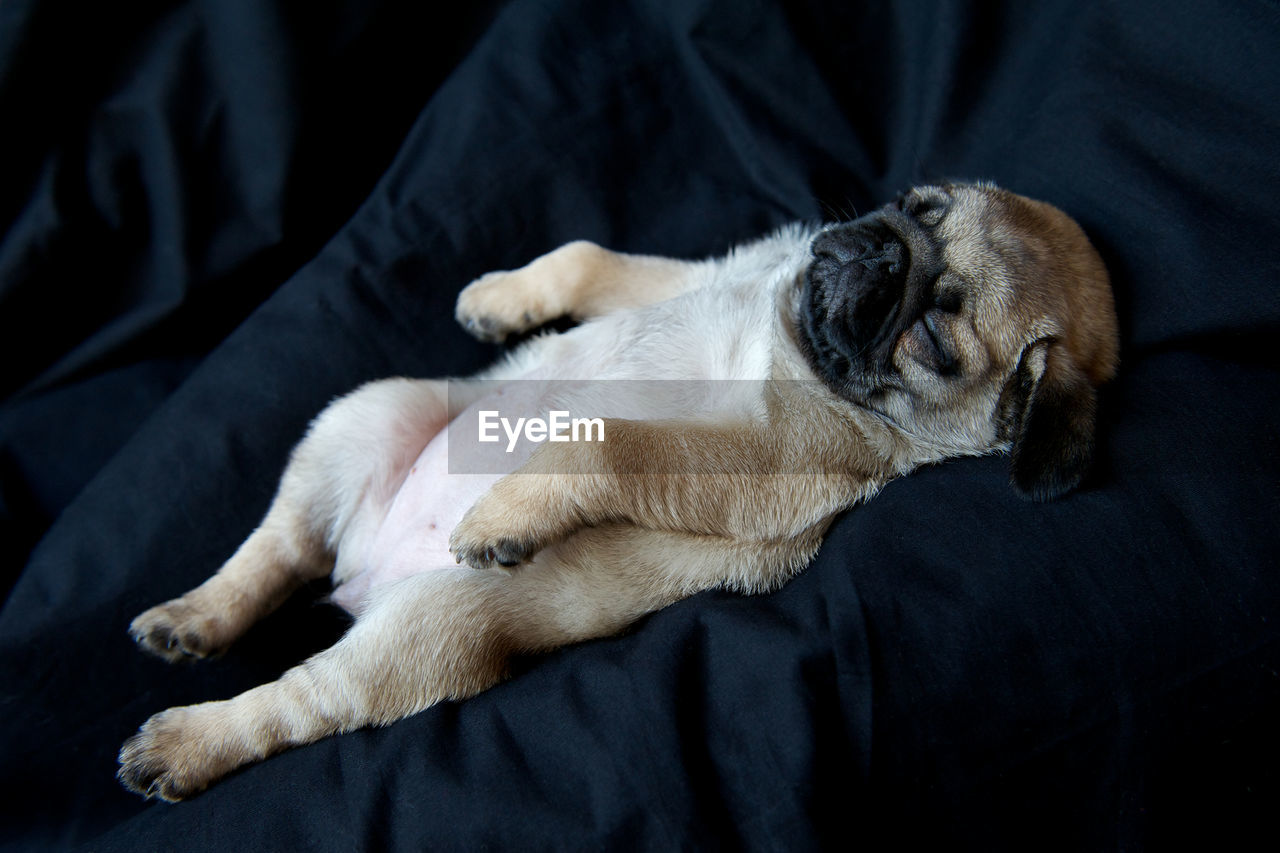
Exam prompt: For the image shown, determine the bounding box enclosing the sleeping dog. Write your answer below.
[119,182,1119,801]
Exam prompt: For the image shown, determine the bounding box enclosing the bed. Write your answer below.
[2,0,1278,849]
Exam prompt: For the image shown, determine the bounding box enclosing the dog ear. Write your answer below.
[997,339,1100,501]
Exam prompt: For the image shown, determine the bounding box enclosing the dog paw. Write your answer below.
[117,707,227,802]
[448,487,547,570]
[449,464,584,569]
[129,600,228,663]
[449,532,537,571]
[455,271,555,342]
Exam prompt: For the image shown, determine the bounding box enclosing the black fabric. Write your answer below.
[2,0,1278,849]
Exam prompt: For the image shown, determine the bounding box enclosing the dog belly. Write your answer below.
[329,426,501,613]
[327,380,554,614]
[327,291,778,613]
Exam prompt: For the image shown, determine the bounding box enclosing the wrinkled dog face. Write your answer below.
[800,182,1119,498]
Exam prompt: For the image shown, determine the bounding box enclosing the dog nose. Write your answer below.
[812,226,904,277]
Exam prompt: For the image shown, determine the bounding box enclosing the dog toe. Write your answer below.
[451,537,533,571]
[458,312,508,343]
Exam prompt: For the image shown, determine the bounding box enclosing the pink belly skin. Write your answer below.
[326,383,550,614]
[328,425,498,613]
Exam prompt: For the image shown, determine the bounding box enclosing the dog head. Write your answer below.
[799,182,1119,500]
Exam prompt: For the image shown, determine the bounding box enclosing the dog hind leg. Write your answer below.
[119,525,822,800]
[129,378,461,662]
[121,565,523,801]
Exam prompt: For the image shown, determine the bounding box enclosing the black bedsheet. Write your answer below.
[2,1,1278,849]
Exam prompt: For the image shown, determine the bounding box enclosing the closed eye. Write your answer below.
[898,192,950,227]
[935,290,963,314]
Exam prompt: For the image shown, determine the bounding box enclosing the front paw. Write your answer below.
[449,500,540,570]
[449,532,537,571]
[448,476,571,570]
[118,706,233,802]
[455,270,555,343]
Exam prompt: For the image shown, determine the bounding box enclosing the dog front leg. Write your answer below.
[450,419,873,570]
[456,241,709,341]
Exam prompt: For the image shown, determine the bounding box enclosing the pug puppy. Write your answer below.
[118,182,1119,801]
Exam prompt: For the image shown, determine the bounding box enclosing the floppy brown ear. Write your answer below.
[998,339,1100,501]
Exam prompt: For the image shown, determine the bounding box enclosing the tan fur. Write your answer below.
[119,183,1119,801]
[456,240,710,341]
